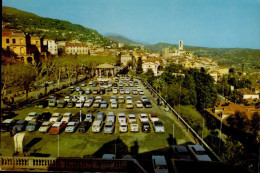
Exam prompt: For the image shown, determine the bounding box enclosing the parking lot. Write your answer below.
[1,77,196,158]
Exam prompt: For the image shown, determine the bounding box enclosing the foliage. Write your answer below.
[144,68,155,84]
[136,57,143,74]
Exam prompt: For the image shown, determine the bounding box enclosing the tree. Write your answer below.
[182,74,197,105]
[145,68,155,84]
[136,57,143,74]
[250,112,260,136]
[153,78,166,94]
[226,111,251,133]
[1,64,19,96]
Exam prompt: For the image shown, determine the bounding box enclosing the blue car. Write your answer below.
[13,120,27,132]
[26,121,40,132]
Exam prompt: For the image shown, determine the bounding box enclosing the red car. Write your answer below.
[49,122,67,135]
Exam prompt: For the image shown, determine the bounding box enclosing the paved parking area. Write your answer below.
[1,78,196,157]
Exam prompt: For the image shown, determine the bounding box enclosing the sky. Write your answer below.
[2,0,260,49]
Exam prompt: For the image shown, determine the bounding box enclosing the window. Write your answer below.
[12,39,16,44]
[6,39,9,43]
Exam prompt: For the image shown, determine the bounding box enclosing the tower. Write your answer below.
[179,40,183,50]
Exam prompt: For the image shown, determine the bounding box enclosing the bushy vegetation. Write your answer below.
[2,6,112,46]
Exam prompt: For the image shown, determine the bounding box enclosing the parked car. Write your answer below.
[93,89,98,95]
[111,101,118,109]
[61,112,72,123]
[139,113,149,122]
[13,120,27,132]
[65,122,78,133]
[75,101,84,108]
[126,100,134,109]
[64,96,72,102]
[71,112,86,122]
[76,86,81,92]
[81,82,86,87]
[126,96,132,101]
[107,112,115,123]
[48,97,57,107]
[93,101,101,108]
[118,113,127,124]
[39,121,52,133]
[152,155,168,173]
[143,100,152,108]
[99,88,105,95]
[1,119,16,132]
[92,120,103,133]
[88,81,93,85]
[67,101,75,108]
[128,114,136,123]
[130,122,139,132]
[77,122,91,133]
[95,96,103,102]
[26,121,40,132]
[118,96,125,104]
[113,88,118,94]
[136,101,143,108]
[110,96,117,103]
[35,100,48,108]
[153,121,165,133]
[100,101,108,108]
[187,145,212,161]
[49,113,62,123]
[104,122,115,134]
[49,122,67,135]
[120,89,125,94]
[57,100,66,108]
[69,86,75,93]
[84,98,94,108]
[140,96,148,102]
[38,112,52,122]
[96,112,105,121]
[85,88,91,95]
[132,89,138,95]
[142,122,150,133]
[84,113,93,123]
[72,95,78,102]
[119,122,128,133]
[172,146,192,160]
[25,112,40,121]
[149,114,159,122]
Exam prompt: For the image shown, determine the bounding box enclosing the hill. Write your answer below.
[2,6,112,46]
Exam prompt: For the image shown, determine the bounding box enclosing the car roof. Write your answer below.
[64,112,72,116]
[97,112,104,115]
[93,120,102,125]
[42,121,51,125]
[17,120,26,123]
[150,113,158,117]
[152,155,167,166]
[68,122,76,126]
[189,145,206,152]
[2,119,14,123]
[53,122,62,126]
[105,122,113,125]
[28,112,37,115]
[174,146,189,153]
[129,114,135,117]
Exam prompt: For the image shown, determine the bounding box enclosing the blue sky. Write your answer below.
[3,0,260,49]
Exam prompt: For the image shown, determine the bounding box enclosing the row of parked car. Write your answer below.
[1,111,165,134]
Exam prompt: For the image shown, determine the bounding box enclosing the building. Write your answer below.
[43,39,58,55]
[65,43,89,55]
[236,88,259,100]
[30,35,43,53]
[142,61,159,76]
[121,54,133,66]
[2,29,28,56]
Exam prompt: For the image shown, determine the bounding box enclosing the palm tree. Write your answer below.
[153,77,166,94]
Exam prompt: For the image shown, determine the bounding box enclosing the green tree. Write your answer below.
[182,74,197,105]
[226,111,251,133]
[145,68,155,84]
[136,57,143,74]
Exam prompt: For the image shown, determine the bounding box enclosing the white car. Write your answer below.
[65,122,78,133]
[119,122,128,133]
[126,96,132,101]
[72,95,78,102]
[137,87,141,92]
[107,112,115,123]
[130,122,139,132]
[79,95,86,102]
[111,101,118,109]
[139,113,149,122]
[25,112,40,121]
[120,89,125,94]
[149,114,159,122]
[39,121,52,132]
[128,114,136,123]
[110,96,117,103]
[118,113,127,124]
[95,96,103,102]
[126,100,134,109]
[84,99,94,108]
[49,113,62,123]
[84,113,93,122]
[61,112,72,123]
[139,90,144,95]
[187,145,212,161]
[92,120,103,133]
[64,96,72,102]
[75,101,84,108]
[113,88,118,94]
[153,121,165,133]
[141,96,148,102]
[88,81,93,85]
[118,96,125,104]
[136,101,143,108]
[132,89,138,95]
[125,89,130,94]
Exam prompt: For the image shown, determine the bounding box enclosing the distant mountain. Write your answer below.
[105,35,141,45]
[2,6,112,45]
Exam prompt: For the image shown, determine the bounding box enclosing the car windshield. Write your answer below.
[155,122,163,126]
[105,124,112,127]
